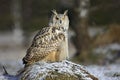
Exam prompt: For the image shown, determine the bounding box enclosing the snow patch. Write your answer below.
[86,64,120,80]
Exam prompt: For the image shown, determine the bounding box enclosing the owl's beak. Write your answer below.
[60,20,62,24]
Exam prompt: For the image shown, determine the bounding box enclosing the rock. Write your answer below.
[20,60,98,80]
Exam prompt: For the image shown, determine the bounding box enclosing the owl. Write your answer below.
[23,10,69,67]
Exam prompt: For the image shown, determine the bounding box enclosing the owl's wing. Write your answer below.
[23,26,65,64]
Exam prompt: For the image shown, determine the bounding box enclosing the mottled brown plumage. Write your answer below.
[23,10,69,67]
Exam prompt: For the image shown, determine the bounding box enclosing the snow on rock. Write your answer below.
[1,60,119,80]
[20,60,98,80]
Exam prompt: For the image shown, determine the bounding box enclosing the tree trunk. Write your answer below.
[73,0,91,62]
[22,0,33,47]
[11,0,23,46]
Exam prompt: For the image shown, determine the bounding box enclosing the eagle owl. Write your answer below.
[23,10,69,67]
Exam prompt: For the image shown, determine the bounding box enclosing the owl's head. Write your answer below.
[49,10,69,30]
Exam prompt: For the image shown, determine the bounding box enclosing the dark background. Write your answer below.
[0,0,120,74]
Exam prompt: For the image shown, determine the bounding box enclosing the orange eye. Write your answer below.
[56,16,59,20]
[62,16,65,20]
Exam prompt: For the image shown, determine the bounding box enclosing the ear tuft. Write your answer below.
[64,10,68,15]
[51,9,58,15]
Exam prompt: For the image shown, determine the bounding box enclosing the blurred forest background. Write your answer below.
[0,0,120,74]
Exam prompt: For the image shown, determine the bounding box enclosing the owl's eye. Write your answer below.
[55,16,59,20]
[62,16,65,20]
